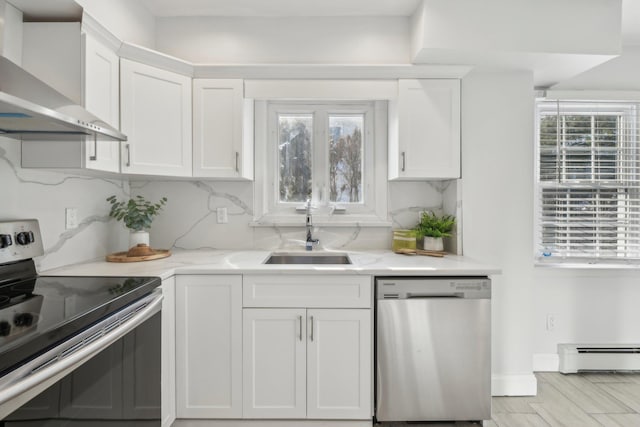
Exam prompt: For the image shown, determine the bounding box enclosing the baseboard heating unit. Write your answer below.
[559,344,640,374]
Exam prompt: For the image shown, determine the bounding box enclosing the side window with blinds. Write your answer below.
[536,100,640,262]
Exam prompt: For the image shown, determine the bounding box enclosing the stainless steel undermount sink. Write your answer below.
[264,252,352,265]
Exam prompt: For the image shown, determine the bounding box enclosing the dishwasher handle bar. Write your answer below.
[406,292,465,299]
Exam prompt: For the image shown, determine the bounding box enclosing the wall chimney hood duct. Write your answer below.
[0,56,126,141]
[0,0,125,142]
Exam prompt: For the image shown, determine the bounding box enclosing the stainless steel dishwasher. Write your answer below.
[375,277,491,422]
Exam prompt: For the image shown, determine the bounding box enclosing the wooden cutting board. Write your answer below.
[394,248,447,258]
[106,249,171,263]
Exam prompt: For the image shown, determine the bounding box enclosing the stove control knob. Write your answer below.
[0,234,12,249]
[14,313,34,327]
[16,232,30,245]
[0,321,10,337]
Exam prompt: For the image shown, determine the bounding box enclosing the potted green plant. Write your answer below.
[414,211,456,251]
[106,195,167,248]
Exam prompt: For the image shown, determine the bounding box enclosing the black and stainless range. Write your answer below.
[0,219,163,425]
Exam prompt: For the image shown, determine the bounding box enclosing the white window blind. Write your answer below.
[536,100,640,262]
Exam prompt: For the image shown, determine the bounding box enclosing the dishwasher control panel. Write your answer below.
[375,277,491,299]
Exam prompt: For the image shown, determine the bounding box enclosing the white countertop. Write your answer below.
[41,250,500,279]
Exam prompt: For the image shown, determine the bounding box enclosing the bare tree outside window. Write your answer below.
[329,115,363,203]
[279,115,312,203]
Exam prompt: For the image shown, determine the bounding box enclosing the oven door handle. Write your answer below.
[0,291,163,416]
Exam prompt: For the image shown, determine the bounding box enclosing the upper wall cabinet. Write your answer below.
[21,23,121,173]
[388,79,461,180]
[120,59,192,176]
[192,79,253,180]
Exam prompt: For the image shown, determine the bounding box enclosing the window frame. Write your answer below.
[535,99,640,265]
[253,100,389,226]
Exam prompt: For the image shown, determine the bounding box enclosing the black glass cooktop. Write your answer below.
[0,274,161,376]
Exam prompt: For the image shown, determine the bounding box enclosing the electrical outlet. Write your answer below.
[65,208,78,229]
[546,314,556,331]
[216,207,228,224]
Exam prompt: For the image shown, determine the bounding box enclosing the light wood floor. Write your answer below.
[380,372,640,427]
[490,372,640,427]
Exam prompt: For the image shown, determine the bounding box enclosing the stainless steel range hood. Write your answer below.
[0,56,126,141]
[0,0,125,142]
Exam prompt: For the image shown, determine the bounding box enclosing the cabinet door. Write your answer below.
[307,309,371,419]
[193,79,253,179]
[82,32,120,173]
[176,275,242,418]
[390,79,461,179]
[121,59,192,176]
[243,308,307,418]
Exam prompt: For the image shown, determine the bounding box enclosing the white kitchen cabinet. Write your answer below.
[242,308,307,418]
[81,30,121,172]
[243,308,371,420]
[307,309,371,419]
[176,275,242,418]
[242,275,372,420]
[243,274,371,308]
[389,79,461,179]
[193,79,254,179]
[20,23,121,172]
[120,59,192,176]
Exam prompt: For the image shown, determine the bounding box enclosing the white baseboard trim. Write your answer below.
[173,420,372,427]
[533,353,560,372]
[492,373,537,396]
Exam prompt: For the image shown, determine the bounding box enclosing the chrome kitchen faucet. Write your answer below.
[305,199,320,250]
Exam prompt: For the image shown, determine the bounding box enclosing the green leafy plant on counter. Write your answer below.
[414,211,456,239]
[106,195,167,232]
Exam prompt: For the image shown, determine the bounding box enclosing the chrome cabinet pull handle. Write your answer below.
[310,316,314,342]
[126,144,131,167]
[401,151,406,172]
[235,151,239,172]
[89,134,97,161]
[298,315,302,341]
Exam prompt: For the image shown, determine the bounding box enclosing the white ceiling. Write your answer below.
[138,0,640,46]
[138,0,421,17]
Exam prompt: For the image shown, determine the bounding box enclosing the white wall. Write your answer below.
[533,269,640,362]
[0,138,128,271]
[462,70,537,395]
[155,16,410,64]
[76,0,156,48]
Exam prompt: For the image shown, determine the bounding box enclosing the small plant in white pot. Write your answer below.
[106,195,167,249]
[414,211,456,252]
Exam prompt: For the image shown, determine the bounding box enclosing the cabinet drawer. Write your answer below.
[243,275,371,308]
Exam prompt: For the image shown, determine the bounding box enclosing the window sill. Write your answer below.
[250,215,392,228]
[535,258,640,269]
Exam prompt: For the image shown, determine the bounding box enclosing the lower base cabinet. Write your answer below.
[176,275,243,418]
[243,308,371,419]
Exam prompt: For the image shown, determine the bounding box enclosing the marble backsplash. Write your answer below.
[0,138,129,271]
[131,179,459,252]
